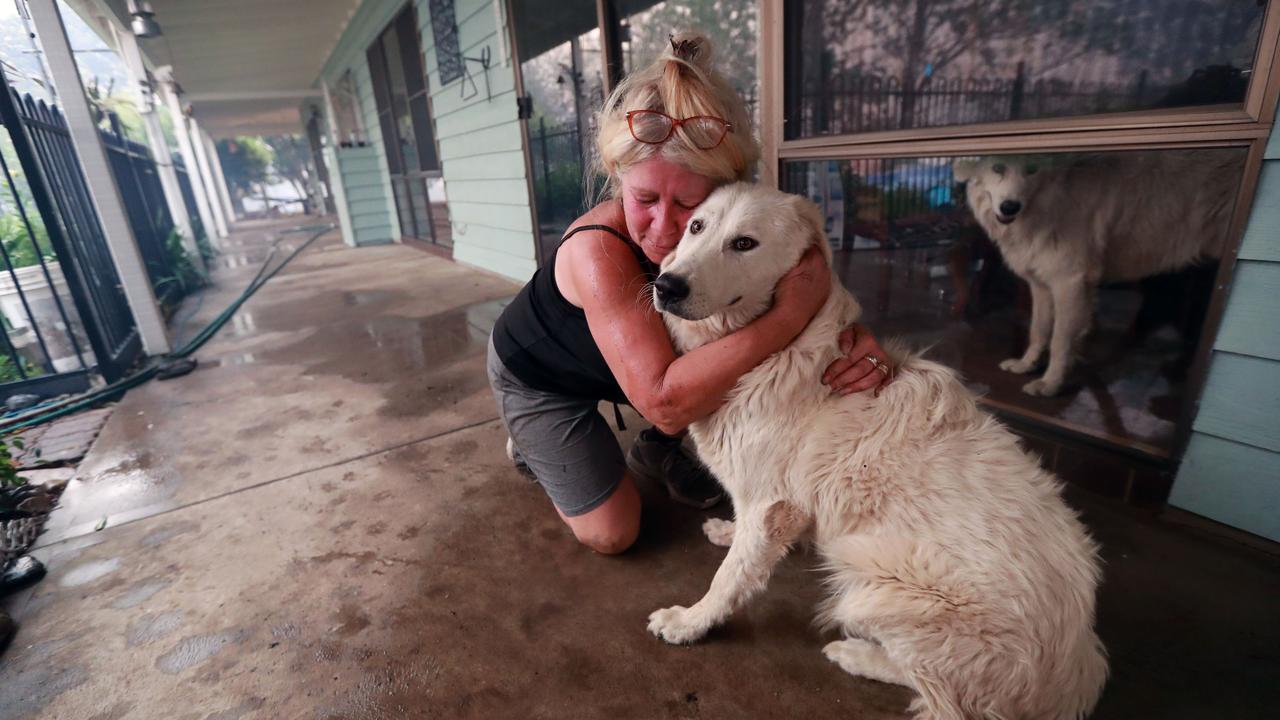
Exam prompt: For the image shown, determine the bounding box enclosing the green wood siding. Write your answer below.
[1238,163,1280,262]
[1192,352,1280,453]
[318,0,535,275]
[1172,434,1280,541]
[319,2,405,247]
[448,200,534,233]
[454,242,536,280]
[337,144,396,245]
[1171,113,1280,541]
[416,0,536,281]
[1214,261,1280,361]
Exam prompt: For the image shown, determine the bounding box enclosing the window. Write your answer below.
[776,0,1278,467]
[616,0,759,127]
[368,6,449,246]
[513,0,606,261]
[329,70,367,147]
[510,0,760,262]
[784,0,1268,139]
[786,149,1246,456]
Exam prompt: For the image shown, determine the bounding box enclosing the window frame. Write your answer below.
[761,0,1280,463]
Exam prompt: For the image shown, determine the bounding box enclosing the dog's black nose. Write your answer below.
[655,273,690,303]
[999,200,1022,217]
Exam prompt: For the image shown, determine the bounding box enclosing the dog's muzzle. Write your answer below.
[997,199,1022,224]
[654,272,690,308]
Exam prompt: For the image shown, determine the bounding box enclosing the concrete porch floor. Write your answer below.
[1,217,1277,719]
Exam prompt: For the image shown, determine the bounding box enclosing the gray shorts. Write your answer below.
[486,337,625,517]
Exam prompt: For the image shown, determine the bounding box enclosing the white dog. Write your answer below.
[955,152,1238,396]
[648,183,1107,720]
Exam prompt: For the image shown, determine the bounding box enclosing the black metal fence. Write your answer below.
[0,75,142,389]
[99,114,182,304]
[529,117,587,228]
[172,154,202,239]
[792,66,1155,137]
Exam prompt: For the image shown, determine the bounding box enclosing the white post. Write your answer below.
[158,71,219,248]
[188,117,227,238]
[202,130,237,222]
[111,22,204,272]
[321,79,356,246]
[26,0,169,354]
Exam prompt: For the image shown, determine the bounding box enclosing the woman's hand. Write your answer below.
[773,246,831,321]
[823,323,894,397]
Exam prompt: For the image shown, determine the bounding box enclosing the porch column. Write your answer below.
[202,130,237,223]
[189,117,228,238]
[320,79,356,246]
[111,21,204,272]
[26,0,169,354]
[158,70,220,248]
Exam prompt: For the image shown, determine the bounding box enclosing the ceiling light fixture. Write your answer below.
[127,0,162,38]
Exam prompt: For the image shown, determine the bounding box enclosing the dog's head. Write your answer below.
[653,183,829,323]
[954,156,1047,225]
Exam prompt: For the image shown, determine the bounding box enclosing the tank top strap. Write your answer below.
[561,224,657,275]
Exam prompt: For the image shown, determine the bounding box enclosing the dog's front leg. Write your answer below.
[1001,280,1053,374]
[1025,275,1092,396]
[648,501,809,644]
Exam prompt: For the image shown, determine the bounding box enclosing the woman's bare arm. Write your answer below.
[560,229,829,434]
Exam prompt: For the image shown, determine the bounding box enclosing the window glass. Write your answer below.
[616,0,759,127]
[785,0,1268,139]
[520,27,606,260]
[783,148,1247,454]
[330,70,366,146]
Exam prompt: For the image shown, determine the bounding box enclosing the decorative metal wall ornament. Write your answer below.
[460,46,492,101]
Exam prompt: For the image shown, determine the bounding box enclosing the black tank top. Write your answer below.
[492,225,659,404]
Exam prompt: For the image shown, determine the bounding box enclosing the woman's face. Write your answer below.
[619,157,717,264]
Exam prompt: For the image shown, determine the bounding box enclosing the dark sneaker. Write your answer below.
[626,429,724,509]
[505,438,537,482]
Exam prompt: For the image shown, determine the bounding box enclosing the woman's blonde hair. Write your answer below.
[593,30,759,198]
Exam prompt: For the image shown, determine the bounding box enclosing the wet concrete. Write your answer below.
[1,217,1276,718]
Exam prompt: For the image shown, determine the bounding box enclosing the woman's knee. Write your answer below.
[563,475,641,555]
[573,522,639,555]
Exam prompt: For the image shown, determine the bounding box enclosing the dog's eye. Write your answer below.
[992,163,1007,175]
[731,236,758,252]
[1025,164,1039,175]
[690,219,704,235]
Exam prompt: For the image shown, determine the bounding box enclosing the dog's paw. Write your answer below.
[999,357,1036,374]
[1022,377,1062,396]
[647,605,709,645]
[702,518,734,547]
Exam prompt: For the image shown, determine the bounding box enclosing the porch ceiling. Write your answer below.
[99,0,359,138]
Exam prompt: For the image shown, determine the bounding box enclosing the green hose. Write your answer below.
[0,223,334,435]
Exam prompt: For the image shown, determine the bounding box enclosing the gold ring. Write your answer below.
[874,364,889,376]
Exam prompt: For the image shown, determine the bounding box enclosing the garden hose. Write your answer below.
[0,223,335,435]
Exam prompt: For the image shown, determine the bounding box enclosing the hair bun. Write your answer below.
[666,31,714,70]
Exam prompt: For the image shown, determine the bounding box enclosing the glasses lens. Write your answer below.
[679,117,729,149]
[629,111,673,144]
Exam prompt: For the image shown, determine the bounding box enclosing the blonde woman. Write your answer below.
[488,33,890,554]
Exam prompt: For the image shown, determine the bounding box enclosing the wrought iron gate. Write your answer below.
[0,70,142,389]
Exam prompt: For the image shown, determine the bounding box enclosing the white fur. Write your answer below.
[954,152,1237,396]
[647,183,1107,720]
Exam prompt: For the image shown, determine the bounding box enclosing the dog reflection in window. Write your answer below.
[955,152,1238,396]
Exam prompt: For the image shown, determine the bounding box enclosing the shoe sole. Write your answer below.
[625,452,723,510]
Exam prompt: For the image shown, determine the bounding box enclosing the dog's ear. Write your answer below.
[788,193,834,264]
[952,158,978,183]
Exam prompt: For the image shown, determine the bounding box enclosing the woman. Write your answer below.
[488,33,891,554]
